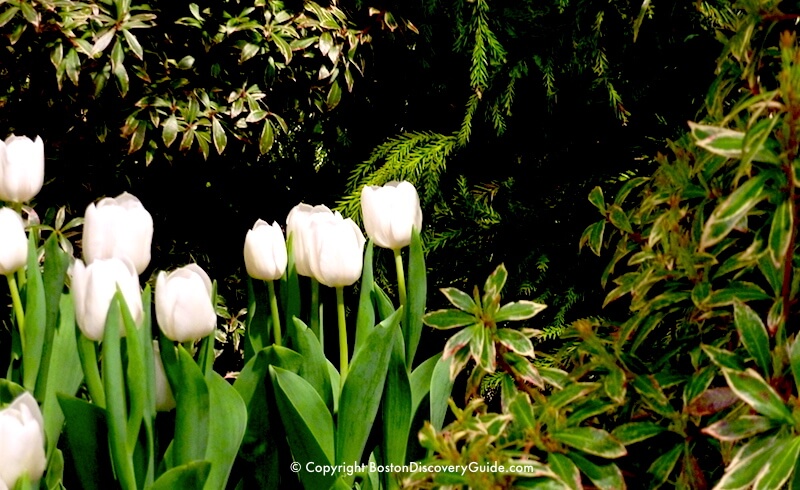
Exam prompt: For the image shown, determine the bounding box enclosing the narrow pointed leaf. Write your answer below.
[550,427,626,458]
[721,367,793,423]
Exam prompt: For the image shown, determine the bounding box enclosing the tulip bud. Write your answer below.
[308,211,366,288]
[0,392,46,489]
[0,208,27,275]
[70,258,144,341]
[155,264,216,342]
[286,203,336,278]
[361,181,423,250]
[244,220,287,281]
[83,192,154,274]
[153,341,176,412]
[0,135,44,203]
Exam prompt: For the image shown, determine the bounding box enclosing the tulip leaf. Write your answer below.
[102,296,137,489]
[246,278,270,355]
[550,427,626,459]
[22,233,46,393]
[733,300,770,375]
[57,394,115,489]
[405,228,426,367]
[410,353,440,414]
[35,234,70,401]
[382,326,412,477]
[281,234,301,344]
[204,371,247,490]
[294,318,333,410]
[151,461,211,490]
[354,241,375,353]
[41,295,83,458]
[721,367,793,424]
[270,365,335,489]
[430,353,454,430]
[337,307,401,466]
[172,344,211,467]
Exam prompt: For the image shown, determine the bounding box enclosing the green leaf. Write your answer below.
[550,428,626,458]
[205,371,247,489]
[319,32,333,55]
[580,220,605,256]
[409,353,440,413]
[326,80,342,109]
[700,171,770,250]
[495,301,547,322]
[337,308,401,465]
[548,383,600,410]
[429,354,454,430]
[19,1,38,26]
[722,367,793,424]
[608,204,633,233]
[259,119,275,154]
[57,394,115,489]
[715,436,783,490]
[423,309,476,330]
[703,415,778,441]
[702,344,746,371]
[753,436,800,490]
[548,453,581,490]
[270,366,335,489]
[122,30,144,59]
[294,318,333,410]
[272,34,292,64]
[482,264,508,310]
[212,117,227,154]
[151,461,211,490]
[440,287,477,313]
[0,7,19,28]
[567,452,625,490]
[791,336,800,391]
[405,227,426,367]
[382,327,412,475]
[495,328,535,357]
[734,300,771,374]
[162,116,179,148]
[769,199,793,267]
[648,443,682,487]
[611,422,666,445]
[604,366,626,405]
[171,344,210,466]
[588,186,605,212]
[22,234,46,393]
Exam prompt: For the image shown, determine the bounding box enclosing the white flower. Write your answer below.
[286,203,336,278]
[83,192,154,274]
[0,135,44,203]
[70,258,144,341]
[361,181,422,250]
[309,211,366,288]
[244,220,287,281]
[0,208,27,275]
[156,264,216,342]
[0,392,46,489]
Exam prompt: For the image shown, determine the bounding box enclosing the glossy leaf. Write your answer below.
[495,301,547,322]
[588,186,605,212]
[568,452,625,490]
[733,300,770,374]
[205,371,247,489]
[700,171,769,250]
[769,199,793,267]
[715,436,783,490]
[22,234,46,392]
[151,461,211,490]
[703,415,778,442]
[611,422,666,445]
[440,287,477,313]
[495,328,535,357]
[753,436,800,490]
[57,394,115,489]
[405,228,427,366]
[648,443,682,488]
[550,427,626,458]
[423,309,476,330]
[721,367,793,424]
[171,343,211,467]
[430,354,454,430]
[580,220,605,256]
[548,453,581,490]
[686,387,739,416]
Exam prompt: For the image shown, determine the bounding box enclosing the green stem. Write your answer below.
[393,249,407,308]
[77,334,106,408]
[7,273,25,350]
[336,287,348,387]
[310,278,320,339]
[182,341,194,355]
[267,280,282,346]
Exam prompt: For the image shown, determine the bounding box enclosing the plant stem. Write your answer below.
[310,278,320,339]
[336,287,348,387]
[267,280,282,346]
[77,334,106,408]
[393,248,407,308]
[7,273,25,349]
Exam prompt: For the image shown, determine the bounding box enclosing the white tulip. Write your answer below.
[0,208,27,275]
[70,258,144,341]
[0,135,44,203]
[361,181,422,250]
[286,203,336,278]
[153,341,176,412]
[244,220,287,281]
[0,392,46,489]
[308,211,365,288]
[83,192,154,274]
[155,264,216,342]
